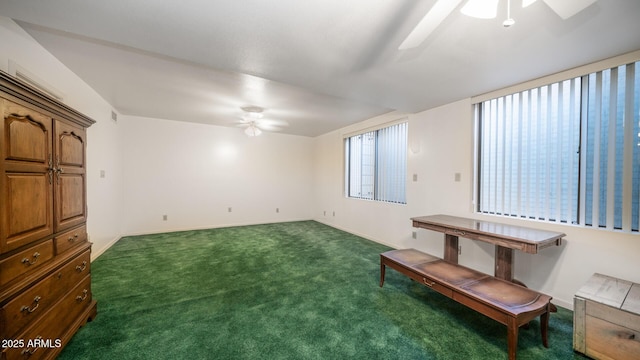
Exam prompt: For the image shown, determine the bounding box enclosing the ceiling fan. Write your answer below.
[398,0,598,50]
[237,106,289,136]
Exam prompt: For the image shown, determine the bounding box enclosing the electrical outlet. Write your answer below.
[413,173,418,182]
[455,173,461,182]
[323,211,326,216]
[162,215,167,221]
[412,231,417,239]
[100,170,106,178]
[276,208,279,213]
[228,207,232,213]
[332,211,335,217]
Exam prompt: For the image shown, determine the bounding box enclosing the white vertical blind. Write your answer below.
[477,60,640,232]
[583,63,640,231]
[376,122,408,203]
[345,122,407,204]
[477,79,581,224]
[346,131,375,200]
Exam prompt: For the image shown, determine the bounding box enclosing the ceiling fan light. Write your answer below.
[244,124,262,137]
[461,0,499,19]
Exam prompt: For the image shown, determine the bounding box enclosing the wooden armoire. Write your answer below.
[0,71,97,359]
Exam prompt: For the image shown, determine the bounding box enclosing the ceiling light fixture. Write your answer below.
[399,0,598,50]
[244,122,262,137]
[503,0,515,27]
[241,106,265,136]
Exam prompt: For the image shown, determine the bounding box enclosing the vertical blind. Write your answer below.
[477,79,581,223]
[346,131,376,200]
[582,63,640,231]
[477,61,640,232]
[345,121,407,204]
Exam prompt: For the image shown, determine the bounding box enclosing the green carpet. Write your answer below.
[59,221,586,359]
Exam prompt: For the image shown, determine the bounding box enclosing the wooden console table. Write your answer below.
[411,215,565,283]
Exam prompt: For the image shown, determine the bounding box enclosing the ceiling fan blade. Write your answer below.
[543,0,597,19]
[460,0,499,19]
[398,0,464,50]
[259,119,289,127]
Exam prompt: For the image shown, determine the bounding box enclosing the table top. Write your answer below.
[411,214,566,253]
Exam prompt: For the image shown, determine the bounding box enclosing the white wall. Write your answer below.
[0,17,123,259]
[313,98,640,310]
[120,115,314,235]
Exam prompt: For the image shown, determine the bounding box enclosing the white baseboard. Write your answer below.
[91,235,122,261]
[312,218,398,249]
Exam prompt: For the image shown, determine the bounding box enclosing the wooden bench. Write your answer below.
[380,249,552,360]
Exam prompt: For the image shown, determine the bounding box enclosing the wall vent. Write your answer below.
[9,60,64,101]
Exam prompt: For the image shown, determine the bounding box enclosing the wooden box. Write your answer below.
[574,273,640,360]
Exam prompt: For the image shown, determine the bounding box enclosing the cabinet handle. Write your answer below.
[422,278,435,287]
[76,261,87,272]
[55,156,64,183]
[68,236,75,242]
[20,336,42,356]
[76,289,88,302]
[20,296,42,313]
[21,252,40,266]
[55,167,64,183]
[47,154,54,184]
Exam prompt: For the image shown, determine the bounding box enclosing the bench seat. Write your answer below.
[380,248,551,360]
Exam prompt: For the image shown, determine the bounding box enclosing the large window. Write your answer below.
[345,121,407,204]
[476,61,640,232]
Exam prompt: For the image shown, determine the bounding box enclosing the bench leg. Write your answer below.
[507,318,518,360]
[541,305,550,348]
[380,261,386,287]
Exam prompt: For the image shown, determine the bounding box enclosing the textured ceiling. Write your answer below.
[1,0,639,136]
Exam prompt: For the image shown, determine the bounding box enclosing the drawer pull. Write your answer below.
[453,230,466,236]
[422,278,435,287]
[21,336,42,356]
[616,331,635,340]
[76,261,87,272]
[76,289,89,302]
[21,252,40,266]
[20,296,42,313]
[68,236,75,242]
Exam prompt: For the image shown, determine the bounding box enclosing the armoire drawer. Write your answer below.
[1,249,91,339]
[2,276,92,360]
[54,225,87,255]
[0,240,54,287]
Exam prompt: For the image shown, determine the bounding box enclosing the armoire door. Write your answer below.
[54,119,87,232]
[0,99,54,253]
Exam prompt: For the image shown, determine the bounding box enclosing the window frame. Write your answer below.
[343,119,408,205]
[473,55,640,233]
